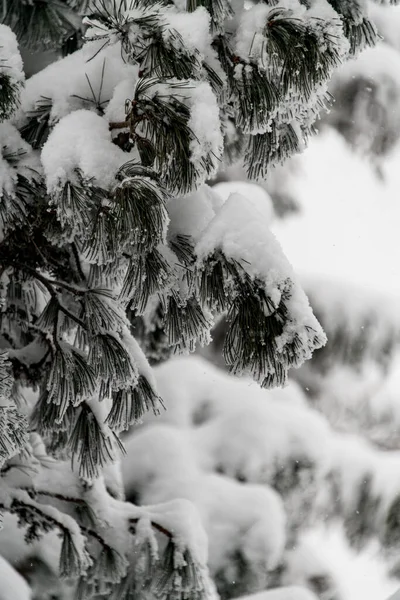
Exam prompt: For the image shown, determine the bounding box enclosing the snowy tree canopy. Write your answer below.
[1,0,400,598]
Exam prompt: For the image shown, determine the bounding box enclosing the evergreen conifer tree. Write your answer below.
[0,1,399,598]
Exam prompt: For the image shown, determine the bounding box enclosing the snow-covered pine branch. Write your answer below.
[0,25,24,122]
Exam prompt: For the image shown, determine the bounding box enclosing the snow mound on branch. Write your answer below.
[0,25,24,85]
[194,400,331,485]
[145,497,209,565]
[0,123,39,194]
[122,422,287,584]
[186,82,223,181]
[162,6,212,58]
[333,43,400,92]
[196,192,325,337]
[213,181,274,223]
[16,41,138,125]
[41,110,128,190]
[144,355,308,428]
[167,184,224,242]
[299,525,399,600]
[196,192,297,281]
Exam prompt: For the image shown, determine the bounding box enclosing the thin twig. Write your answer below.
[11,262,86,295]
[10,262,86,329]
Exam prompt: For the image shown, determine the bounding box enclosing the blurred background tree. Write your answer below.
[198,3,400,599]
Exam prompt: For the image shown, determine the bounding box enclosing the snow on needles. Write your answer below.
[196,192,326,358]
[0,25,24,85]
[16,41,138,126]
[162,6,212,59]
[41,110,128,191]
[0,123,39,195]
[187,81,223,179]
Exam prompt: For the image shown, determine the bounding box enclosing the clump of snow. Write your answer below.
[16,41,137,126]
[143,356,307,429]
[186,81,223,181]
[120,327,159,393]
[167,184,223,243]
[41,110,128,191]
[196,191,298,283]
[121,420,287,587]
[333,43,400,93]
[122,425,200,496]
[0,24,24,85]
[212,181,274,223]
[104,76,138,124]
[194,399,331,487]
[162,6,212,60]
[0,123,39,194]
[234,4,272,63]
[327,43,400,156]
[145,497,209,565]
[299,525,399,600]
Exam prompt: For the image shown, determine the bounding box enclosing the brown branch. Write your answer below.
[109,121,129,130]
